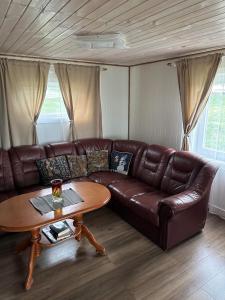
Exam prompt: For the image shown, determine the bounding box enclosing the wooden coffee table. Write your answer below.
[0,182,111,290]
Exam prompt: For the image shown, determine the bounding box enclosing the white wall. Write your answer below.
[101,66,129,139]
[130,62,182,150]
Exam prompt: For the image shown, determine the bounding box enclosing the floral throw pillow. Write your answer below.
[110,150,133,175]
[66,155,88,178]
[87,150,109,174]
[36,155,71,185]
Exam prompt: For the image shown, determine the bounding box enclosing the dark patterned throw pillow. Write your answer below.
[66,155,88,178]
[36,155,71,185]
[87,150,109,174]
[110,150,133,175]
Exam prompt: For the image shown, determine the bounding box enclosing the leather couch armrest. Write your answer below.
[159,189,201,216]
[159,163,218,217]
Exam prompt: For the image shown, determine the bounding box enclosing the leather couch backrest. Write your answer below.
[45,142,79,158]
[112,140,146,176]
[77,138,113,155]
[0,149,15,192]
[135,145,175,188]
[161,151,205,195]
[9,145,46,188]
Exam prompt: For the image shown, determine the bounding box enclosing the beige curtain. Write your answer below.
[177,53,222,150]
[54,63,102,140]
[0,59,49,149]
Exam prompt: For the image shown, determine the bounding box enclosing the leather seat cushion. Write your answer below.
[129,192,169,226]
[19,177,93,194]
[18,185,47,194]
[109,179,156,204]
[71,177,93,183]
[0,190,18,203]
[89,171,129,186]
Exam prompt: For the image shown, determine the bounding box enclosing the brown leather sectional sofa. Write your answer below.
[0,139,217,250]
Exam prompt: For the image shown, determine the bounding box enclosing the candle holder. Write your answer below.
[51,179,63,206]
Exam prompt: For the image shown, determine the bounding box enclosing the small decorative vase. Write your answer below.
[51,179,63,205]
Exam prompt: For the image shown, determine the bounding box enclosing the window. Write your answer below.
[192,58,225,162]
[37,65,69,124]
[37,65,70,144]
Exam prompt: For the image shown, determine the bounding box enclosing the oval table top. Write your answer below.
[0,182,111,232]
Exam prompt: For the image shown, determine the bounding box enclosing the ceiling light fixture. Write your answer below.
[72,33,127,49]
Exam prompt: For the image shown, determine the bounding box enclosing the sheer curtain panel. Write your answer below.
[0,59,49,148]
[55,64,102,140]
[177,53,222,150]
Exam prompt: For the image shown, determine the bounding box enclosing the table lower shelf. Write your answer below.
[40,219,80,247]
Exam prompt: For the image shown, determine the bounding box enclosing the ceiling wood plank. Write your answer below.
[2,0,225,65]
[24,0,128,53]
[119,0,224,35]
[128,12,225,47]
[29,0,221,59]
[29,0,174,54]
[25,0,109,53]
[126,1,225,45]
[1,0,52,50]
[0,0,13,28]
[0,0,31,47]
[8,0,72,52]
[91,0,191,33]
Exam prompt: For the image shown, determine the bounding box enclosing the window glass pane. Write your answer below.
[38,65,69,123]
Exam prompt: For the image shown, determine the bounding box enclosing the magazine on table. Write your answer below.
[42,220,74,243]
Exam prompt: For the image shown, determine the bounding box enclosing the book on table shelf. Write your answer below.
[42,220,74,244]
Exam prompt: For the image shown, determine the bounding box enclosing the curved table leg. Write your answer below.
[25,229,41,290]
[73,214,83,241]
[73,214,106,256]
[81,224,106,256]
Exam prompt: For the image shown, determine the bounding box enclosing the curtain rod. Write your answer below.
[0,53,127,70]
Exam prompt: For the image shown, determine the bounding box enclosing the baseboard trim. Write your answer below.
[209,204,225,220]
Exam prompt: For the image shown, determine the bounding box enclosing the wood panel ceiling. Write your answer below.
[1,0,225,66]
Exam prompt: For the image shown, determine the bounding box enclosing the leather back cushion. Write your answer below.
[161,151,205,195]
[45,142,79,158]
[9,145,46,188]
[0,149,15,192]
[135,145,175,188]
[112,140,146,176]
[77,138,113,155]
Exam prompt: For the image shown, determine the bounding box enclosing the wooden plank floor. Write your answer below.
[0,207,225,300]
